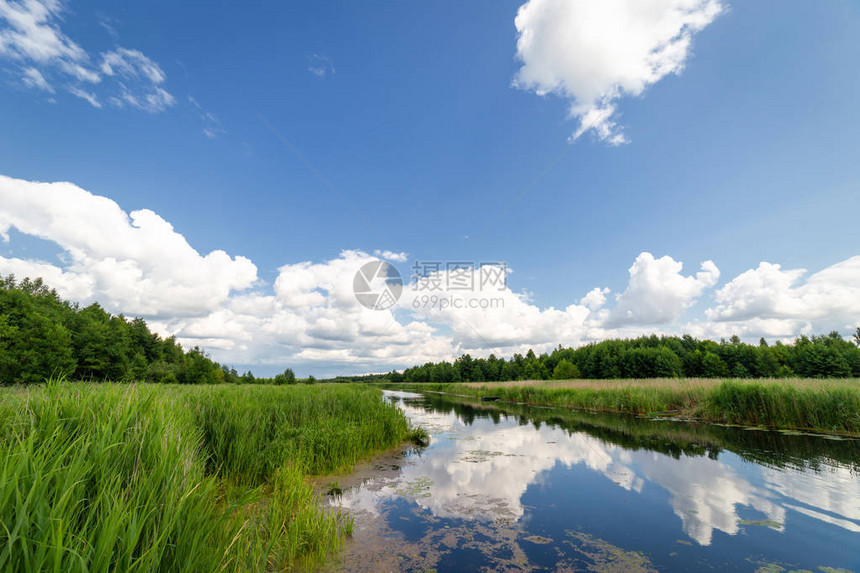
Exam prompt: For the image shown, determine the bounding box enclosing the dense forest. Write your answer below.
[390,331,860,383]
[0,276,238,385]
[0,275,319,385]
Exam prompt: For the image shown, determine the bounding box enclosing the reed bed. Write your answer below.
[392,378,860,436]
[0,381,420,572]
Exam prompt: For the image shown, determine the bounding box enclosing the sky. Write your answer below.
[1,0,859,377]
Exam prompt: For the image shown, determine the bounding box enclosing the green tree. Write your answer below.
[552,359,580,380]
[273,368,297,385]
[0,315,17,359]
[180,348,224,384]
[70,304,129,380]
[221,365,240,384]
[702,351,729,378]
[130,317,162,362]
[129,352,149,380]
[146,361,180,384]
[0,283,75,383]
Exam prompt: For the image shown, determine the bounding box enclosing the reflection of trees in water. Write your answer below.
[373,391,860,550]
[415,392,860,472]
[402,395,501,426]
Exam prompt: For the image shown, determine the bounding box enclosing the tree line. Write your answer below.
[0,276,236,385]
[391,331,860,383]
[4,274,859,385]
[0,275,323,385]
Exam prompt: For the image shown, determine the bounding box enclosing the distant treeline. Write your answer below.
[390,332,860,383]
[4,275,859,385]
[0,276,239,385]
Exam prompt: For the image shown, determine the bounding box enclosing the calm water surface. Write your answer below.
[322,390,860,572]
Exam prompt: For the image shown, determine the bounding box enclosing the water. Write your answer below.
[322,390,860,572]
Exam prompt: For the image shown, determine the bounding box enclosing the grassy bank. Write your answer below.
[417,392,860,471]
[0,382,422,572]
[384,378,860,436]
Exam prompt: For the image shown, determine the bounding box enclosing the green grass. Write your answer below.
[0,381,420,572]
[384,378,860,436]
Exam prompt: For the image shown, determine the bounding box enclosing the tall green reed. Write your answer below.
[0,381,416,572]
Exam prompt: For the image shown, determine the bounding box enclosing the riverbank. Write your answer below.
[381,378,860,436]
[0,382,424,572]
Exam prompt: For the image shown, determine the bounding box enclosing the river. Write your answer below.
[320,390,860,572]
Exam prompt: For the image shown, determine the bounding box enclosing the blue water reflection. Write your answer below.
[325,391,860,572]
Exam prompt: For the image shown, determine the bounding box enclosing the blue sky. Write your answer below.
[1,0,859,376]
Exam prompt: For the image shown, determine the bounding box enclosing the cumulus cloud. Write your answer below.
[406,263,593,353]
[606,252,719,326]
[513,0,723,144]
[0,0,174,111]
[0,254,94,300]
[704,257,860,336]
[2,174,859,374]
[374,249,408,263]
[682,317,812,342]
[0,175,257,317]
[133,250,460,372]
[580,286,610,310]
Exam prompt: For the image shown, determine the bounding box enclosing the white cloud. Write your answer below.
[189,95,224,138]
[307,54,334,78]
[402,264,597,357]
[97,14,118,42]
[99,48,175,113]
[60,59,99,83]
[580,286,609,310]
[20,65,50,90]
[2,174,859,375]
[606,252,719,326]
[0,0,85,63]
[100,48,166,84]
[109,84,175,113]
[0,0,174,112]
[682,317,811,342]
[0,175,257,318]
[706,257,860,324]
[513,0,723,144]
[374,249,408,262]
[124,249,459,371]
[0,254,94,299]
[67,85,99,107]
